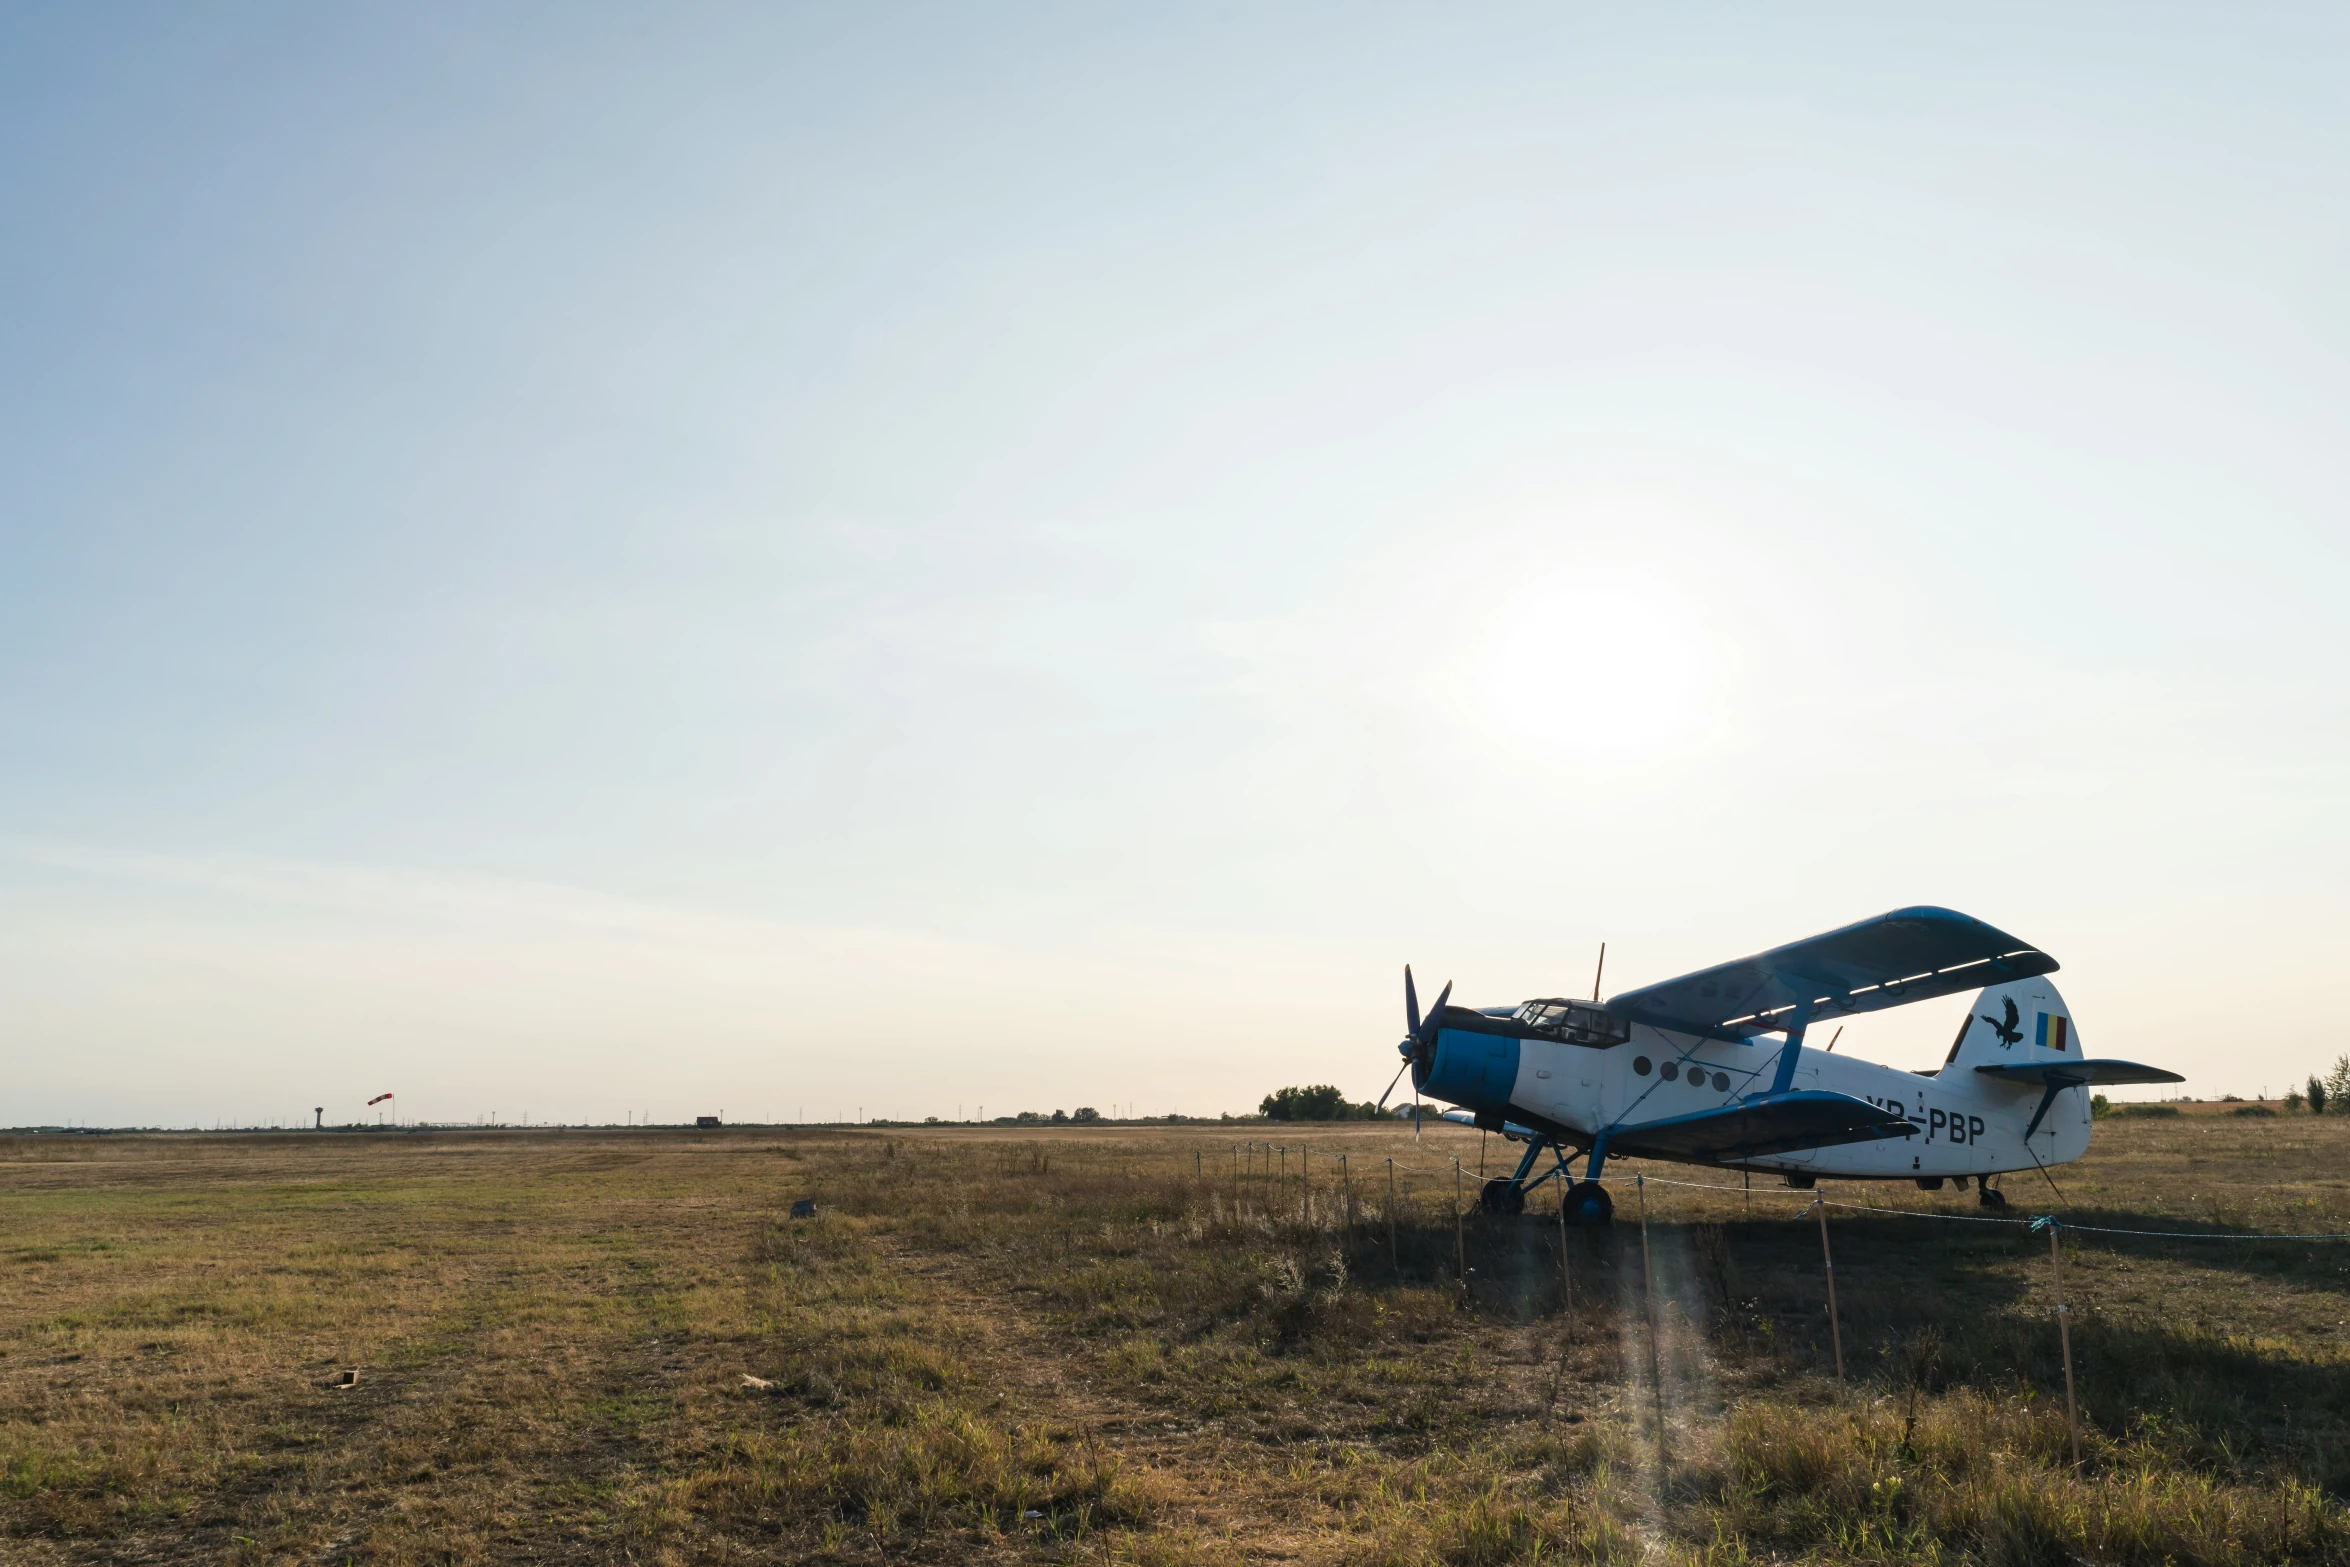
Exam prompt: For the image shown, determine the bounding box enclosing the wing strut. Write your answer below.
[1768,1000,1813,1095]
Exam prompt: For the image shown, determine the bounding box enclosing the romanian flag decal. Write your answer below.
[2036,1013,2069,1053]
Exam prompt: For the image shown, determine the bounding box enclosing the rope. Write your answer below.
[1634,1173,2350,1240]
[792,1142,2350,1241]
[2037,1218,2350,1242]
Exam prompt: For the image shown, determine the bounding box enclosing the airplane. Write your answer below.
[1383,906,2182,1225]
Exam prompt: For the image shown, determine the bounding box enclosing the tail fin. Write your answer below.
[1945,977,2078,1069]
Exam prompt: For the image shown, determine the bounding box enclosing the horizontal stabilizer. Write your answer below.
[1973,1059,2184,1088]
[1608,906,2056,1041]
[1609,1090,1916,1163]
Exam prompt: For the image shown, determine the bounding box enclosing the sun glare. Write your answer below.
[1463,568,1725,757]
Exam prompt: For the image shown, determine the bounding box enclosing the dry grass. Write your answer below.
[4,1106,2350,1562]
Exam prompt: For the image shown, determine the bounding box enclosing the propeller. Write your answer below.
[1397,964,1450,1137]
[1403,964,1451,1049]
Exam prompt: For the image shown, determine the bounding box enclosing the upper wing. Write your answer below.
[1973,1059,2184,1088]
[1606,906,2056,1041]
[1609,1090,1916,1163]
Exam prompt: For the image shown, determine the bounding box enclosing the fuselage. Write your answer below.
[1415,1008,2090,1179]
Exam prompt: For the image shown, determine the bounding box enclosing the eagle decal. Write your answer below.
[1982,996,2025,1048]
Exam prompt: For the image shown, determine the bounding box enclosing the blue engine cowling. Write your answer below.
[1415,1027,1521,1119]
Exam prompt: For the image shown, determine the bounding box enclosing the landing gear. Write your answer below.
[1915,1177,1945,1191]
[1480,1177,1526,1216]
[1467,1135,1611,1223]
[1475,1136,1576,1216]
[1562,1181,1613,1227]
[1979,1179,2008,1210]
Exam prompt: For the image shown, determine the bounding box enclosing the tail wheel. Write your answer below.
[1561,1181,1613,1227]
[1979,1182,2008,1210]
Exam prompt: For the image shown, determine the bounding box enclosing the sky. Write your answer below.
[2,4,2346,1127]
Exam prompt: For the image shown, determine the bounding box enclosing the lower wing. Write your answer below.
[1610,1091,1917,1163]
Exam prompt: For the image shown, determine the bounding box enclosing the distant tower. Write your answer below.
[314,1107,323,1129]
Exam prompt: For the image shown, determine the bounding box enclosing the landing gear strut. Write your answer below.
[1471,1135,1612,1224]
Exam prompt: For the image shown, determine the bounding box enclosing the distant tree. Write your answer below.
[1071,1107,1101,1123]
[1049,1109,1069,1124]
[2327,1056,2350,1106]
[1259,1084,1385,1122]
[2286,1089,2305,1113]
[2311,1076,2329,1117]
[2090,1094,2111,1119]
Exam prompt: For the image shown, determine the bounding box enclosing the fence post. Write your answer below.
[2041,1217,2083,1469]
[1637,1175,1667,1476]
[1815,1198,1845,1386]
[1341,1154,1353,1251]
[1556,1179,1572,1323]
[1387,1158,1399,1270]
[1453,1158,1467,1282]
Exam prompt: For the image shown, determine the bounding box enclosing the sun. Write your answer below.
[1463,566,1725,757]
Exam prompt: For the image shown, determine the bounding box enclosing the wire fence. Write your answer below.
[785,1127,2350,1474]
[1633,1172,2350,1240]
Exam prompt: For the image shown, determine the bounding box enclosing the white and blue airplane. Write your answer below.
[1386,906,2182,1225]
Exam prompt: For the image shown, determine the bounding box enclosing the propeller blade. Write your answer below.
[1376,1059,1409,1111]
[1402,966,1450,1137]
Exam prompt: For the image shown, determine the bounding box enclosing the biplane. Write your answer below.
[1386,906,2182,1224]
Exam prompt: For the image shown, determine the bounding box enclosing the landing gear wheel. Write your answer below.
[1979,1182,2008,1210]
[1480,1178,1526,1216]
[1562,1181,1613,1227]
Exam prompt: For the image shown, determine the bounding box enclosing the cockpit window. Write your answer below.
[1510,997,1631,1048]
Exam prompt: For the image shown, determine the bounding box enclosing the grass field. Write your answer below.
[6,1107,2350,1564]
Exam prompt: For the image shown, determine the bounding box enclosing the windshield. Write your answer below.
[1511,997,1632,1047]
